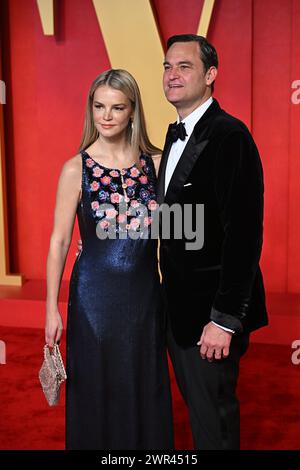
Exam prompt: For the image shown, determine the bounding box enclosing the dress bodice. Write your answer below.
[78,151,158,242]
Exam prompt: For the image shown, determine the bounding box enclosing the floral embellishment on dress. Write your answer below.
[106,208,118,219]
[109,170,120,178]
[143,216,152,226]
[86,158,95,168]
[130,218,140,230]
[91,201,100,211]
[99,190,109,203]
[93,167,104,177]
[117,213,127,224]
[110,193,123,204]
[101,176,112,186]
[140,188,150,202]
[90,181,100,191]
[126,187,135,198]
[130,200,139,208]
[99,219,111,230]
[125,178,135,187]
[139,175,148,184]
[109,182,119,193]
[148,200,157,211]
[130,167,140,177]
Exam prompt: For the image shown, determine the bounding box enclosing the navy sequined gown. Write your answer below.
[66,151,173,450]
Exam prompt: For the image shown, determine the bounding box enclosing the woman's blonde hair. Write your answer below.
[79,69,161,165]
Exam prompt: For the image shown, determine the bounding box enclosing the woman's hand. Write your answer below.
[45,310,63,347]
[76,239,83,256]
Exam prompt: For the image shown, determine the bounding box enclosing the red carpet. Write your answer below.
[0,326,299,450]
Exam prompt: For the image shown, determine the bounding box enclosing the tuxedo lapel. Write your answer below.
[164,129,209,206]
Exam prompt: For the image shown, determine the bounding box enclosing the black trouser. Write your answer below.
[167,325,249,450]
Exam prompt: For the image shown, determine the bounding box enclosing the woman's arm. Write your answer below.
[45,155,81,346]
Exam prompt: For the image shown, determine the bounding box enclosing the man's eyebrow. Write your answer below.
[163,60,193,66]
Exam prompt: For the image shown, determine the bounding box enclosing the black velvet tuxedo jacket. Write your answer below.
[157,99,268,348]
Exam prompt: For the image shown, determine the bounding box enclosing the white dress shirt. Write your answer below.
[164,97,213,194]
[164,97,234,335]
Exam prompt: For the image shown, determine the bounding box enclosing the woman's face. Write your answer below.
[93,85,133,140]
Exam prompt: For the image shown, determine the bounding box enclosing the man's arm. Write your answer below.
[212,128,264,331]
[199,128,264,360]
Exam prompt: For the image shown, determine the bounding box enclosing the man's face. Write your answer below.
[163,41,215,117]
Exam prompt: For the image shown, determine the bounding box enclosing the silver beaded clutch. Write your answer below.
[38,343,67,406]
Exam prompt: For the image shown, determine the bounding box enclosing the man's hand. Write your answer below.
[76,239,82,256]
[197,322,233,362]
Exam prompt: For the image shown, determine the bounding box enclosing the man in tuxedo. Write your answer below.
[157,34,268,450]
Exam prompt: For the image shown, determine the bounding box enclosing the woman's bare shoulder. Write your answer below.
[62,154,82,174]
[57,154,82,194]
[63,153,82,172]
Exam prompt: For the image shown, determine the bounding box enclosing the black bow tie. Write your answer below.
[167,121,187,143]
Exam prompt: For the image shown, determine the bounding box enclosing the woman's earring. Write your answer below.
[130,119,134,145]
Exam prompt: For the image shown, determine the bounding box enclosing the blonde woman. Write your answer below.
[45,69,173,449]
